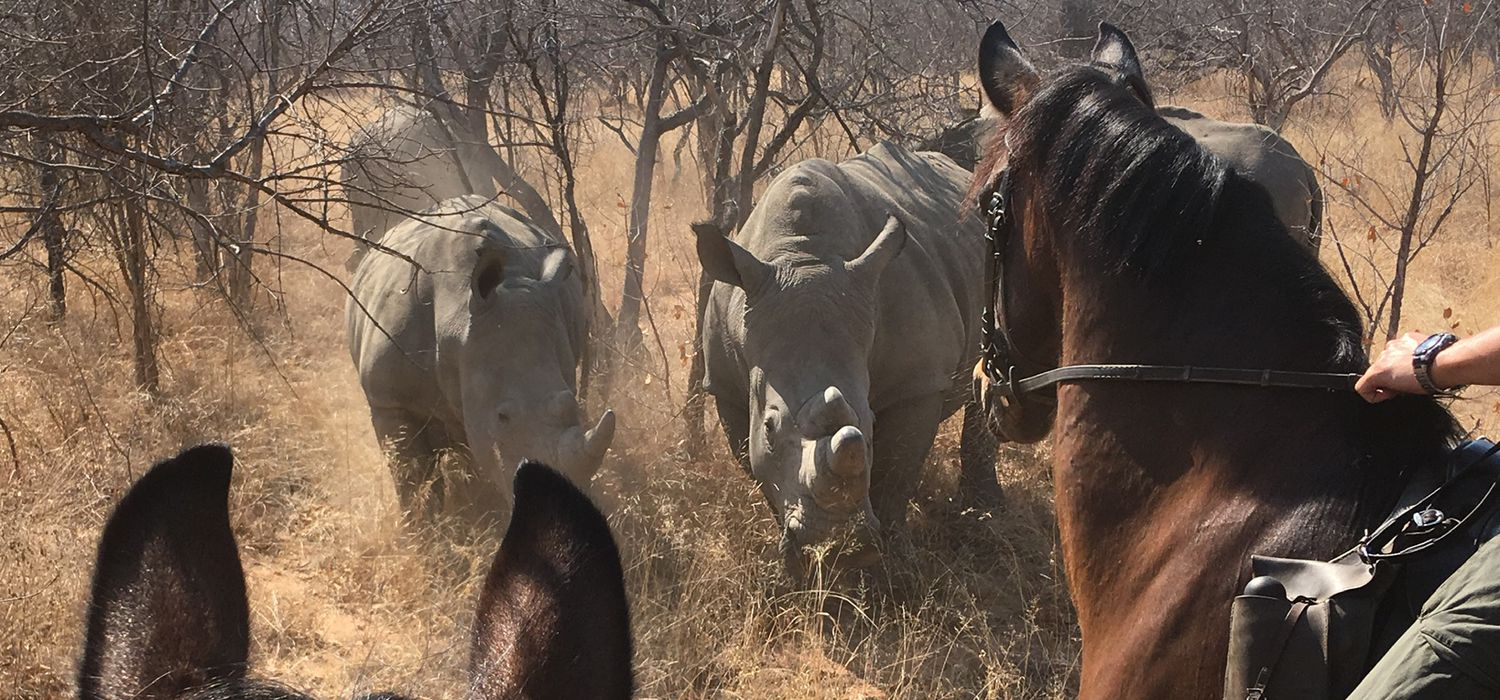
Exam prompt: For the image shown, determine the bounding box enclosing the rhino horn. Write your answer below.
[828,426,867,479]
[811,386,858,429]
[582,410,616,464]
[845,215,907,282]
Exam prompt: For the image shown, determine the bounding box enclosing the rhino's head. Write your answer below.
[460,244,615,502]
[697,214,908,567]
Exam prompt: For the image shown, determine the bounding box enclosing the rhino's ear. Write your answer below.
[978,20,1040,118]
[1092,22,1153,106]
[694,221,772,296]
[845,215,907,284]
[79,443,250,700]
[473,246,507,301]
[469,461,632,700]
[538,247,573,285]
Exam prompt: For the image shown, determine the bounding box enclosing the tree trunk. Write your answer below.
[228,128,266,306]
[684,268,712,456]
[122,195,160,396]
[185,175,218,282]
[34,145,67,321]
[226,0,281,307]
[1388,54,1448,339]
[616,45,672,351]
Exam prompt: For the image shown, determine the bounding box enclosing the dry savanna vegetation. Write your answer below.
[2,0,1499,698]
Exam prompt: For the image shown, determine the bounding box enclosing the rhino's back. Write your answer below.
[347,195,573,417]
[1161,106,1316,232]
[708,143,985,409]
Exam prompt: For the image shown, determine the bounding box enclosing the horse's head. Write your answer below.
[969,21,1197,443]
[78,445,632,700]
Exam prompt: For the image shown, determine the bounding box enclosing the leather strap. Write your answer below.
[1012,364,1361,395]
[1246,598,1314,700]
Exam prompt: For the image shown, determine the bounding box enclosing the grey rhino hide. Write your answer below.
[699,142,986,556]
[1158,105,1323,250]
[347,195,613,515]
[342,103,508,271]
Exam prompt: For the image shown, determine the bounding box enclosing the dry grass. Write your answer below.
[3,68,1499,699]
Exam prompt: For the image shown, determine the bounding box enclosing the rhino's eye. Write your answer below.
[763,414,779,451]
[497,411,512,424]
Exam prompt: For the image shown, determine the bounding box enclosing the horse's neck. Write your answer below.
[1051,264,1378,699]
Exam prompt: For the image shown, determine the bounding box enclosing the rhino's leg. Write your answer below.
[958,400,1004,508]
[869,393,945,533]
[370,407,447,520]
[714,394,751,474]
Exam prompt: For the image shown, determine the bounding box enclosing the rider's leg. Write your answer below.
[1347,535,1500,698]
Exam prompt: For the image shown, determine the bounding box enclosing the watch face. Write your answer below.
[1415,333,1452,356]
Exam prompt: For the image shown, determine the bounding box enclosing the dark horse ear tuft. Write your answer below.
[79,443,250,700]
[978,20,1040,118]
[1092,22,1154,107]
[469,461,633,700]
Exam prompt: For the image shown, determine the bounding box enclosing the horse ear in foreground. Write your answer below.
[78,443,250,700]
[78,445,632,699]
[470,461,633,699]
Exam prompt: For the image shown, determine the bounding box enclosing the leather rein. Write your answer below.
[976,170,1361,403]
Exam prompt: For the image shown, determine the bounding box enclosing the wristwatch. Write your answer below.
[1413,332,1459,395]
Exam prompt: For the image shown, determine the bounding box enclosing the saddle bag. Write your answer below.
[1223,438,1500,700]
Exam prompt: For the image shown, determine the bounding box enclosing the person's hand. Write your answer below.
[1356,331,1427,403]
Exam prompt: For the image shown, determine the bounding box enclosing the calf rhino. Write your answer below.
[698,142,996,571]
[347,195,614,516]
[930,106,1322,248]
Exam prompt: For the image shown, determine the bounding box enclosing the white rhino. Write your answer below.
[347,195,614,516]
[342,103,557,272]
[697,142,996,571]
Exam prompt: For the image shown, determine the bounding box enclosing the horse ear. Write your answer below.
[78,444,250,700]
[1092,22,1154,106]
[538,247,573,285]
[694,221,772,295]
[845,215,907,284]
[473,246,507,301]
[469,461,632,700]
[978,20,1040,118]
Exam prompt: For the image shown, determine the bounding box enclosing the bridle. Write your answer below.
[975,169,1360,410]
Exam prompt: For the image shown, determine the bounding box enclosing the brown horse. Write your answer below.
[77,444,631,700]
[969,21,1458,699]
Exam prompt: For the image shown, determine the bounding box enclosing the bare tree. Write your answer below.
[1322,0,1500,339]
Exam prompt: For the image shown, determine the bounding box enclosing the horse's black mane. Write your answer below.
[1006,66,1228,279]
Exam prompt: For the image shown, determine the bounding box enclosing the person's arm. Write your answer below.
[1356,326,1500,403]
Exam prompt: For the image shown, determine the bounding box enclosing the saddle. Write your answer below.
[1223,438,1500,700]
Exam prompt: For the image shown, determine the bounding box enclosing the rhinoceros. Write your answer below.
[342,103,559,272]
[1158,105,1323,249]
[927,106,1322,249]
[347,194,614,517]
[697,142,997,570]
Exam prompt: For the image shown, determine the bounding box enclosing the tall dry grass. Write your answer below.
[3,65,1499,699]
